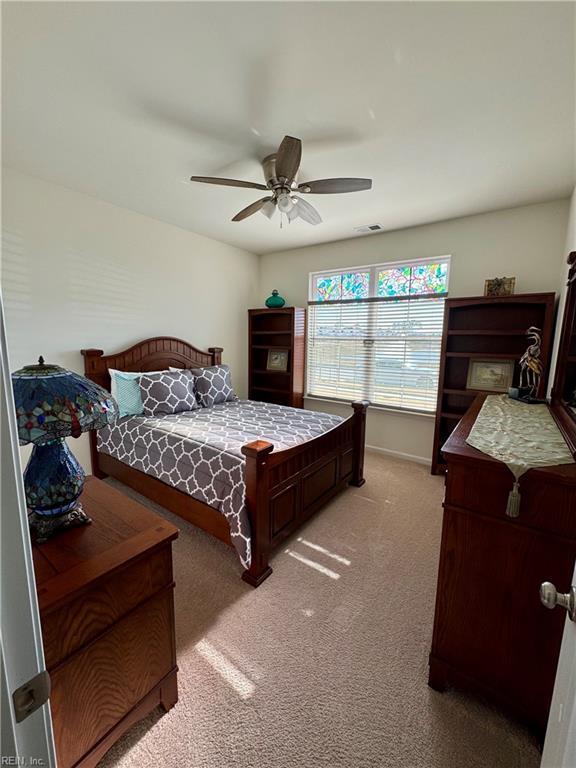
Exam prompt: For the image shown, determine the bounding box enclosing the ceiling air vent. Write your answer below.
[354,224,384,234]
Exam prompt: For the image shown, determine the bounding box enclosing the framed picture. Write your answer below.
[484,277,515,297]
[466,359,515,393]
[267,349,289,372]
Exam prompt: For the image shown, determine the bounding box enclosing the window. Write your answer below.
[307,258,450,413]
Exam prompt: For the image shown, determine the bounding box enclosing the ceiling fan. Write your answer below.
[190,135,372,225]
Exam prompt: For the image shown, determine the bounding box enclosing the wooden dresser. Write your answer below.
[429,395,576,735]
[33,477,179,768]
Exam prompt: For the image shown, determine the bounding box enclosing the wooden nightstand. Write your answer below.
[32,476,179,768]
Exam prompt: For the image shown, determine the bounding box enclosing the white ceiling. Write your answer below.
[2,2,575,255]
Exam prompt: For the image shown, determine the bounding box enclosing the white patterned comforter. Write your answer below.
[97,400,343,568]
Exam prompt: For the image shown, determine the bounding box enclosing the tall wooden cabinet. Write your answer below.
[431,293,556,474]
[248,307,306,408]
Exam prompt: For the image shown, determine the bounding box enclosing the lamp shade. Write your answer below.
[12,357,118,446]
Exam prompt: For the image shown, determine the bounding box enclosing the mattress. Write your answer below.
[97,399,343,568]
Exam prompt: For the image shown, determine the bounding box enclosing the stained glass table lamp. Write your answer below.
[12,357,118,542]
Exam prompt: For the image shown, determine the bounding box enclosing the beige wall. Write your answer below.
[1,168,259,470]
[260,199,570,462]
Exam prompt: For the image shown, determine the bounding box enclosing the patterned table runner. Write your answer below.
[466,394,574,517]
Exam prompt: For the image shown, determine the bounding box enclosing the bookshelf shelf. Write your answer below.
[253,369,291,376]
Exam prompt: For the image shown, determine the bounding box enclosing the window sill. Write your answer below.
[304,396,436,419]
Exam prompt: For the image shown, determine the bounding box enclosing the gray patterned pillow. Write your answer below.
[139,370,199,416]
[191,364,237,408]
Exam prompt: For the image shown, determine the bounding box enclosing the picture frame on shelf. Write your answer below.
[484,277,516,297]
[466,359,515,393]
[266,349,289,372]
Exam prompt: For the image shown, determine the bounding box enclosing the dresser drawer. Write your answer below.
[42,545,173,669]
[445,461,576,539]
[50,588,175,768]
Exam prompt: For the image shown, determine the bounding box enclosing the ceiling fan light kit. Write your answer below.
[190,135,372,227]
[287,204,300,223]
[276,191,294,214]
[261,200,277,220]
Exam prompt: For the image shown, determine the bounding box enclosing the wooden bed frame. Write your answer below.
[81,336,368,587]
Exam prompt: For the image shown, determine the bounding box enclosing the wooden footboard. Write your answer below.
[241,400,368,586]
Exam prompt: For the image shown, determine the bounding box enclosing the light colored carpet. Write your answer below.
[100,453,541,768]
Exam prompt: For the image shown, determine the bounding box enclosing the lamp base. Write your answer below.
[29,503,91,544]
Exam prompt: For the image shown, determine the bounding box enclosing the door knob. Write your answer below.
[540,582,576,622]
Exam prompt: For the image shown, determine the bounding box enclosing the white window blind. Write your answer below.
[307,258,450,413]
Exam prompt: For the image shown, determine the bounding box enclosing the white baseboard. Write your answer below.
[365,443,431,467]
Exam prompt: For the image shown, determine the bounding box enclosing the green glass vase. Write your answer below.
[265,290,286,308]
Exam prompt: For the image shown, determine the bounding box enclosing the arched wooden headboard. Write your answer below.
[81,336,223,393]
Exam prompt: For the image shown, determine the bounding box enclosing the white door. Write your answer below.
[541,561,576,768]
[0,295,56,766]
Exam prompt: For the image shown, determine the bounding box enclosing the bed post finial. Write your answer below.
[241,440,274,587]
[208,347,224,366]
[351,400,369,487]
[80,349,107,479]
[81,348,104,368]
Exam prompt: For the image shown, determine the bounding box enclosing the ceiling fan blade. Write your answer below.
[298,178,372,194]
[293,197,322,225]
[275,136,302,183]
[232,197,273,222]
[190,176,268,191]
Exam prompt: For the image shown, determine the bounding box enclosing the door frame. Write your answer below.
[0,294,56,765]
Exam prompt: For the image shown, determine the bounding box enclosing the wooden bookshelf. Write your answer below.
[431,292,556,475]
[248,307,306,408]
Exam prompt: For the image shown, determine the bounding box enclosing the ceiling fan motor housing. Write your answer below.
[261,153,277,186]
[262,154,297,191]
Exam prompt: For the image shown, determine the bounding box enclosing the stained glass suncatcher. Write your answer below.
[409,263,448,295]
[378,263,448,297]
[342,272,370,299]
[315,275,342,301]
[314,260,448,302]
[315,271,369,301]
[377,267,411,297]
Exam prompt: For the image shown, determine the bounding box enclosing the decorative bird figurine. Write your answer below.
[519,326,543,397]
